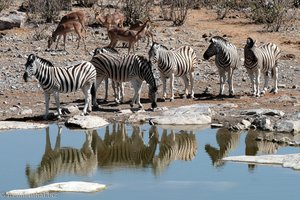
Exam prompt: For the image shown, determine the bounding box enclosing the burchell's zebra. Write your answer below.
[93,47,124,103]
[244,37,281,97]
[148,42,197,101]
[203,36,240,96]
[90,53,158,109]
[23,54,96,119]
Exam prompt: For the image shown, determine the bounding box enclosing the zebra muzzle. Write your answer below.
[23,72,29,82]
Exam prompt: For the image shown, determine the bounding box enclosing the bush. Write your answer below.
[121,0,154,25]
[249,0,296,32]
[26,0,72,23]
[160,0,195,26]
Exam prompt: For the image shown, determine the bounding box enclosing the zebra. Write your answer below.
[203,36,240,96]
[26,126,98,188]
[244,37,281,97]
[93,47,124,104]
[148,42,197,101]
[23,54,96,119]
[90,53,158,110]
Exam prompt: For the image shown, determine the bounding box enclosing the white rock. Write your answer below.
[0,11,27,30]
[65,115,109,129]
[274,120,300,134]
[223,154,300,170]
[5,181,106,196]
[0,121,48,130]
[152,104,212,125]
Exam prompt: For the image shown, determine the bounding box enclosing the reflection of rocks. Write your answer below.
[153,129,197,175]
[26,126,98,188]
[205,128,240,167]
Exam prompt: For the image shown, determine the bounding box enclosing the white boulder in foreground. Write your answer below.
[0,121,48,130]
[5,181,106,196]
[65,115,109,129]
[223,154,300,170]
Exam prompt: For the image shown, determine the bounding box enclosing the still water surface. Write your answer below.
[0,123,299,200]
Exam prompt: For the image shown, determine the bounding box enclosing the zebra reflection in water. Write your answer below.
[205,128,241,167]
[93,123,159,168]
[245,129,279,171]
[26,126,98,188]
[153,129,197,176]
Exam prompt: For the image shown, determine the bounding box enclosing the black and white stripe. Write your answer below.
[244,37,281,96]
[148,42,197,101]
[203,36,240,96]
[93,47,124,103]
[90,53,158,109]
[23,54,96,119]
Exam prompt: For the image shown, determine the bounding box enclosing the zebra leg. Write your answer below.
[81,83,92,115]
[189,71,195,99]
[120,82,124,103]
[255,70,261,97]
[247,69,256,96]
[104,78,109,102]
[92,77,104,108]
[130,80,143,108]
[161,75,167,102]
[271,66,279,93]
[112,81,120,104]
[44,92,51,120]
[181,74,189,99]
[261,71,269,95]
[219,69,226,96]
[228,69,234,97]
[53,91,62,119]
[170,73,175,102]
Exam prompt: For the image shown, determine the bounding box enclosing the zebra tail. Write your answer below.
[91,81,96,103]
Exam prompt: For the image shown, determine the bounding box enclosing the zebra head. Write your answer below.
[93,47,119,56]
[23,54,37,82]
[148,42,168,63]
[203,36,227,60]
[149,85,158,110]
[246,37,255,48]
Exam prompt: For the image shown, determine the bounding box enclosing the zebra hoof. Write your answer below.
[170,98,175,102]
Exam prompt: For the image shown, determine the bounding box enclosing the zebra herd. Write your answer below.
[23,36,281,120]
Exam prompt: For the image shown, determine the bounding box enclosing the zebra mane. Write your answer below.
[34,55,54,67]
[153,42,168,50]
[211,36,228,44]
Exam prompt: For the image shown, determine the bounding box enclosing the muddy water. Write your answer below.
[0,123,299,200]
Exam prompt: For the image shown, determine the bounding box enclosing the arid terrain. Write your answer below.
[0,2,300,125]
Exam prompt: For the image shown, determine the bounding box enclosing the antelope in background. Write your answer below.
[107,20,150,54]
[95,11,125,30]
[47,10,87,52]
[129,20,154,47]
